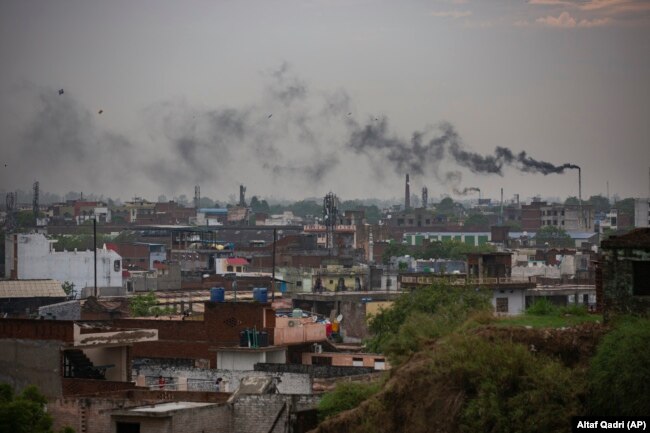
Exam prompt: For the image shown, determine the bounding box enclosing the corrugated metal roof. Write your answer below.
[0,280,66,298]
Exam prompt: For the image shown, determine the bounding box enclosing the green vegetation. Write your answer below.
[464,213,489,228]
[494,299,600,328]
[129,291,174,317]
[61,281,75,297]
[318,381,382,421]
[0,383,75,433]
[534,226,573,248]
[381,239,496,265]
[496,314,601,329]
[588,317,650,416]
[365,284,491,364]
[448,336,582,433]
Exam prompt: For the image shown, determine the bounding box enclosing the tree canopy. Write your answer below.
[0,383,74,433]
[535,226,573,248]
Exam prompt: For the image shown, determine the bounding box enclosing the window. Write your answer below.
[633,262,650,296]
[116,422,140,433]
[312,356,332,366]
[113,260,121,272]
[352,357,363,367]
[496,297,509,313]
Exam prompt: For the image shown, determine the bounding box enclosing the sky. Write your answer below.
[1,0,649,204]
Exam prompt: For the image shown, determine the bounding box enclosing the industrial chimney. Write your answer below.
[405,174,410,210]
[422,187,428,209]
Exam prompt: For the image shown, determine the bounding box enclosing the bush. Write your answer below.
[588,317,650,416]
[526,298,558,316]
[436,336,583,433]
[318,381,382,421]
[559,304,588,316]
[366,283,491,356]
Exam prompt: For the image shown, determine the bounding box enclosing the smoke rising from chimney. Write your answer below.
[5,66,581,199]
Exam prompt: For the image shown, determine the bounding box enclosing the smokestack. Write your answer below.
[500,187,504,225]
[239,185,247,207]
[578,167,584,229]
[405,174,410,210]
[422,187,428,209]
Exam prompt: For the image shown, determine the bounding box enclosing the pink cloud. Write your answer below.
[536,11,611,27]
[431,10,472,18]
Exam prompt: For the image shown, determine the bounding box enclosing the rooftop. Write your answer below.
[0,280,66,298]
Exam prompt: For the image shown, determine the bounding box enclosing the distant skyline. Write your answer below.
[1,0,649,202]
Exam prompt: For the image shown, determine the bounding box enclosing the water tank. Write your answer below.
[210,287,225,302]
[292,308,302,318]
[258,331,269,347]
[252,287,259,301]
[239,330,249,347]
[332,321,340,333]
[257,288,268,303]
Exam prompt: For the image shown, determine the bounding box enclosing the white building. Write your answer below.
[5,233,122,297]
[635,198,650,228]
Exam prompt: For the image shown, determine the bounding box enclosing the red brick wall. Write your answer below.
[115,302,272,367]
[0,319,73,342]
[62,378,140,396]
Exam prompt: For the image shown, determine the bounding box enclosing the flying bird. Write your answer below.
[98,109,103,114]
[347,112,352,116]
[58,89,64,95]
[268,114,273,119]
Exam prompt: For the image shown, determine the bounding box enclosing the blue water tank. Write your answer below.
[210,287,225,302]
[252,287,260,302]
[257,287,268,303]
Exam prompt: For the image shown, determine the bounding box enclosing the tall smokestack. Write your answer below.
[422,187,428,209]
[405,174,410,210]
[578,167,583,229]
[500,187,504,225]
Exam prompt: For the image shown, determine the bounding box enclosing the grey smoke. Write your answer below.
[453,186,481,196]
[346,117,580,189]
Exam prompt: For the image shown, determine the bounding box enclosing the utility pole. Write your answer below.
[93,218,97,298]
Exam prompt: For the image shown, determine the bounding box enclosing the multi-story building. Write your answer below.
[5,233,123,296]
[635,198,650,228]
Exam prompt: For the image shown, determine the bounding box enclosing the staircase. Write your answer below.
[63,349,106,380]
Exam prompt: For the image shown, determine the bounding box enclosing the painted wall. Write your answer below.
[6,234,122,296]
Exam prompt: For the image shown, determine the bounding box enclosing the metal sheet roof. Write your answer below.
[0,280,66,298]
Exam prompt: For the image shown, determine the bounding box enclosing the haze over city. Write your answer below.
[1,0,649,202]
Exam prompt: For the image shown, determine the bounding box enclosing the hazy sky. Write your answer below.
[1,0,649,204]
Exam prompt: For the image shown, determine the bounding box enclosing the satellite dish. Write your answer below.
[336,314,343,322]
[312,316,318,323]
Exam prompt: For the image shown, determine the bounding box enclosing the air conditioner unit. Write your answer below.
[288,320,298,327]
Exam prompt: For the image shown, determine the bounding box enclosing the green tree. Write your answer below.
[588,317,650,416]
[436,197,455,214]
[564,196,580,206]
[129,291,158,316]
[614,197,635,214]
[0,383,75,433]
[535,226,573,248]
[463,213,489,228]
[381,243,412,265]
[587,195,610,214]
[366,283,491,360]
[318,381,382,421]
[250,196,270,214]
[61,281,75,297]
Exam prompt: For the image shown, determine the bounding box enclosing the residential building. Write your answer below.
[0,280,67,317]
[635,198,650,228]
[5,233,122,296]
[598,228,650,316]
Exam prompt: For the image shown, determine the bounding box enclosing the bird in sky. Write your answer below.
[58,89,64,95]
